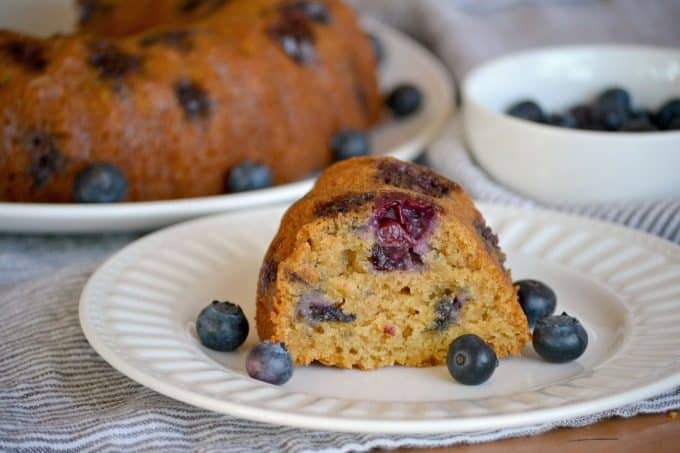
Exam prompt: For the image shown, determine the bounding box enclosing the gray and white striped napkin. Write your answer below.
[0,266,678,452]
[2,0,680,451]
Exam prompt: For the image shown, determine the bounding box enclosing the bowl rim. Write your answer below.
[462,44,680,139]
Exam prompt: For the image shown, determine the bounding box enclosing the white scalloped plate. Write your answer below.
[79,204,680,434]
[0,2,452,233]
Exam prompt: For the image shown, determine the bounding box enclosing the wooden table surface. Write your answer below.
[397,412,680,453]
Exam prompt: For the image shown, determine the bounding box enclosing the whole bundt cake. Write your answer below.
[0,0,380,202]
[256,157,530,369]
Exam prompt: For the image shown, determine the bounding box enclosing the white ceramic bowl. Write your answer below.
[462,45,680,205]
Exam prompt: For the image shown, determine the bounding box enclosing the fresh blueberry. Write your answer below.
[73,163,128,203]
[668,116,680,130]
[533,312,588,363]
[367,32,384,64]
[506,100,545,123]
[655,99,680,130]
[632,109,655,122]
[227,162,272,193]
[446,334,498,385]
[330,129,371,160]
[567,104,595,129]
[246,341,294,385]
[196,300,249,351]
[548,113,577,128]
[386,84,423,118]
[621,117,657,132]
[593,87,632,131]
[515,279,557,328]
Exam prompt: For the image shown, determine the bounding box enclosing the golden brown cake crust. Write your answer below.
[256,157,530,368]
[0,0,380,202]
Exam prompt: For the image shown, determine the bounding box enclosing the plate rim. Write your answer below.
[0,17,453,233]
[79,203,680,434]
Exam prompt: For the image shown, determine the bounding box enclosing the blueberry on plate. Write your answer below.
[330,129,371,161]
[655,99,680,130]
[73,163,128,203]
[227,162,272,193]
[196,301,249,351]
[367,32,384,64]
[386,84,423,118]
[516,279,557,328]
[446,334,498,385]
[593,87,632,131]
[533,312,588,363]
[246,341,294,385]
[506,100,545,123]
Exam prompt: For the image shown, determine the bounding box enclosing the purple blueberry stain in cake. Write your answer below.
[376,160,459,198]
[175,78,212,120]
[78,0,113,25]
[369,193,438,271]
[259,258,278,293]
[177,0,227,13]
[3,40,47,72]
[88,41,142,91]
[474,218,506,264]
[284,1,331,24]
[370,245,422,272]
[286,271,309,285]
[314,192,375,217]
[296,292,355,325]
[140,30,195,52]
[269,6,317,64]
[430,294,467,331]
[26,132,67,187]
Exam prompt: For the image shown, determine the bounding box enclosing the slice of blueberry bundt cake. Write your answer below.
[256,157,530,369]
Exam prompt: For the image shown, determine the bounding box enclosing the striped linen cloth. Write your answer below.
[2,0,680,451]
[0,267,678,452]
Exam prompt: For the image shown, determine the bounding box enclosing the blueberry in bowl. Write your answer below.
[656,99,680,130]
[592,87,632,131]
[504,87,675,133]
[507,100,546,123]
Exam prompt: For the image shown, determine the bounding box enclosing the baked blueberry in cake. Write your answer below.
[256,157,530,369]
